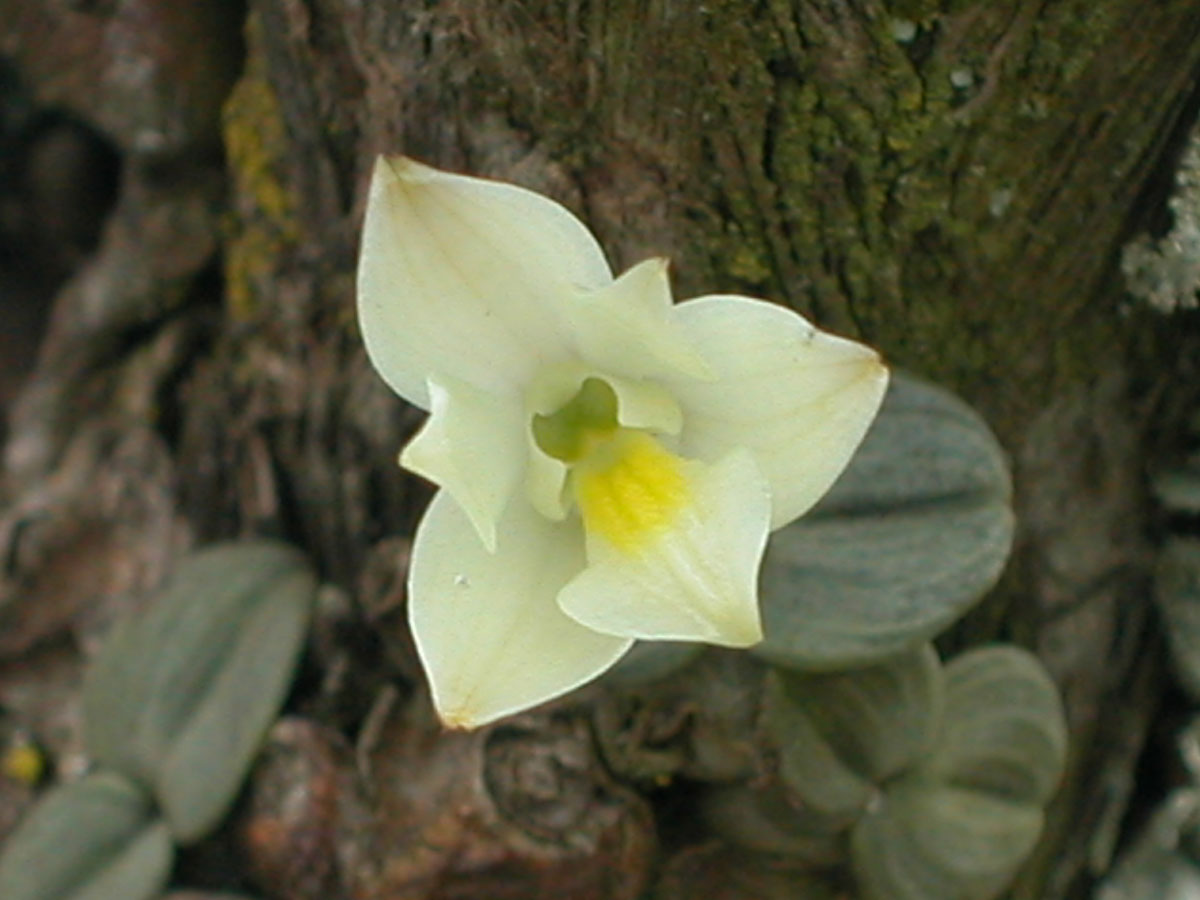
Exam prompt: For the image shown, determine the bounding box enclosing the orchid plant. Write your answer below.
[357,156,888,729]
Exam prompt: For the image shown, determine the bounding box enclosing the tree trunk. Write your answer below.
[2,1,1200,898]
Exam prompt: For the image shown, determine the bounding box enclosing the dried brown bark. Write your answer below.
[2,1,1200,898]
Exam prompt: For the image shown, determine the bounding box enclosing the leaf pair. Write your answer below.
[0,541,314,900]
[705,645,1067,900]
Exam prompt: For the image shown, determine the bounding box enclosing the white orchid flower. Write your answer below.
[358,156,888,729]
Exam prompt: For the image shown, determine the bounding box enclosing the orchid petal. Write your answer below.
[558,448,770,646]
[357,156,613,408]
[525,434,572,522]
[399,376,525,552]
[409,490,633,729]
[566,258,710,382]
[609,373,684,434]
[667,296,888,529]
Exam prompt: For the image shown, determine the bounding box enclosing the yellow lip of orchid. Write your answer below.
[357,155,889,729]
[572,428,691,554]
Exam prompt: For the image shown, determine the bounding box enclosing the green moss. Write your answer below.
[475,0,1172,447]
[725,240,774,285]
[704,0,1164,443]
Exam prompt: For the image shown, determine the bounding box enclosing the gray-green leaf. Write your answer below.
[852,778,1044,900]
[850,646,1066,900]
[753,371,1014,670]
[0,771,173,900]
[769,644,944,785]
[925,645,1067,805]
[83,540,315,843]
[704,646,943,856]
[701,782,850,862]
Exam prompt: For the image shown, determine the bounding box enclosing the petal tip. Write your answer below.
[711,614,764,648]
[864,352,891,396]
[835,341,889,401]
[426,681,502,731]
[377,153,437,185]
[437,706,485,731]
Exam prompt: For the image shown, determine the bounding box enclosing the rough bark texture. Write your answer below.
[3,1,1200,898]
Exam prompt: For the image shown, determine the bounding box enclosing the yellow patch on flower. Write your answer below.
[573,431,690,552]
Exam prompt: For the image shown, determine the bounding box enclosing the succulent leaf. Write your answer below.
[769,644,944,784]
[848,646,1066,900]
[762,692,875,828]
[83,541,316,843]
[753,371,1014,669]
[852,777,1044,900]
[701,781,853,862]
[701,642,1065,899]
[0,772,173,900]
[926,645,1067,805]
[705,646,943,856]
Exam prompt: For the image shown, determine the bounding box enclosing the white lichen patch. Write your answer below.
[1123,122,1200,312]
[949,67,975,90]
[989,187,1014,218]
[890,18,918,43]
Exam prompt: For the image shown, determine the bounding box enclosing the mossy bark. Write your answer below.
[3,1,1200,898]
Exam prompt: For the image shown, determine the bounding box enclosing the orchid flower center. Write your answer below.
[533,377,690,551]
[532,377,619,462]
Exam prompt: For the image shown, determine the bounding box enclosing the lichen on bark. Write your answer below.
[222,14,300,322]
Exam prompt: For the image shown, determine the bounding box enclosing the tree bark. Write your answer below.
[2,1,1200,898]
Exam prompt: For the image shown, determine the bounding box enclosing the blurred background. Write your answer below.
[3,2,1200,898]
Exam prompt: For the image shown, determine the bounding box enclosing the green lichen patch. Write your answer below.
[220,13,300,322]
